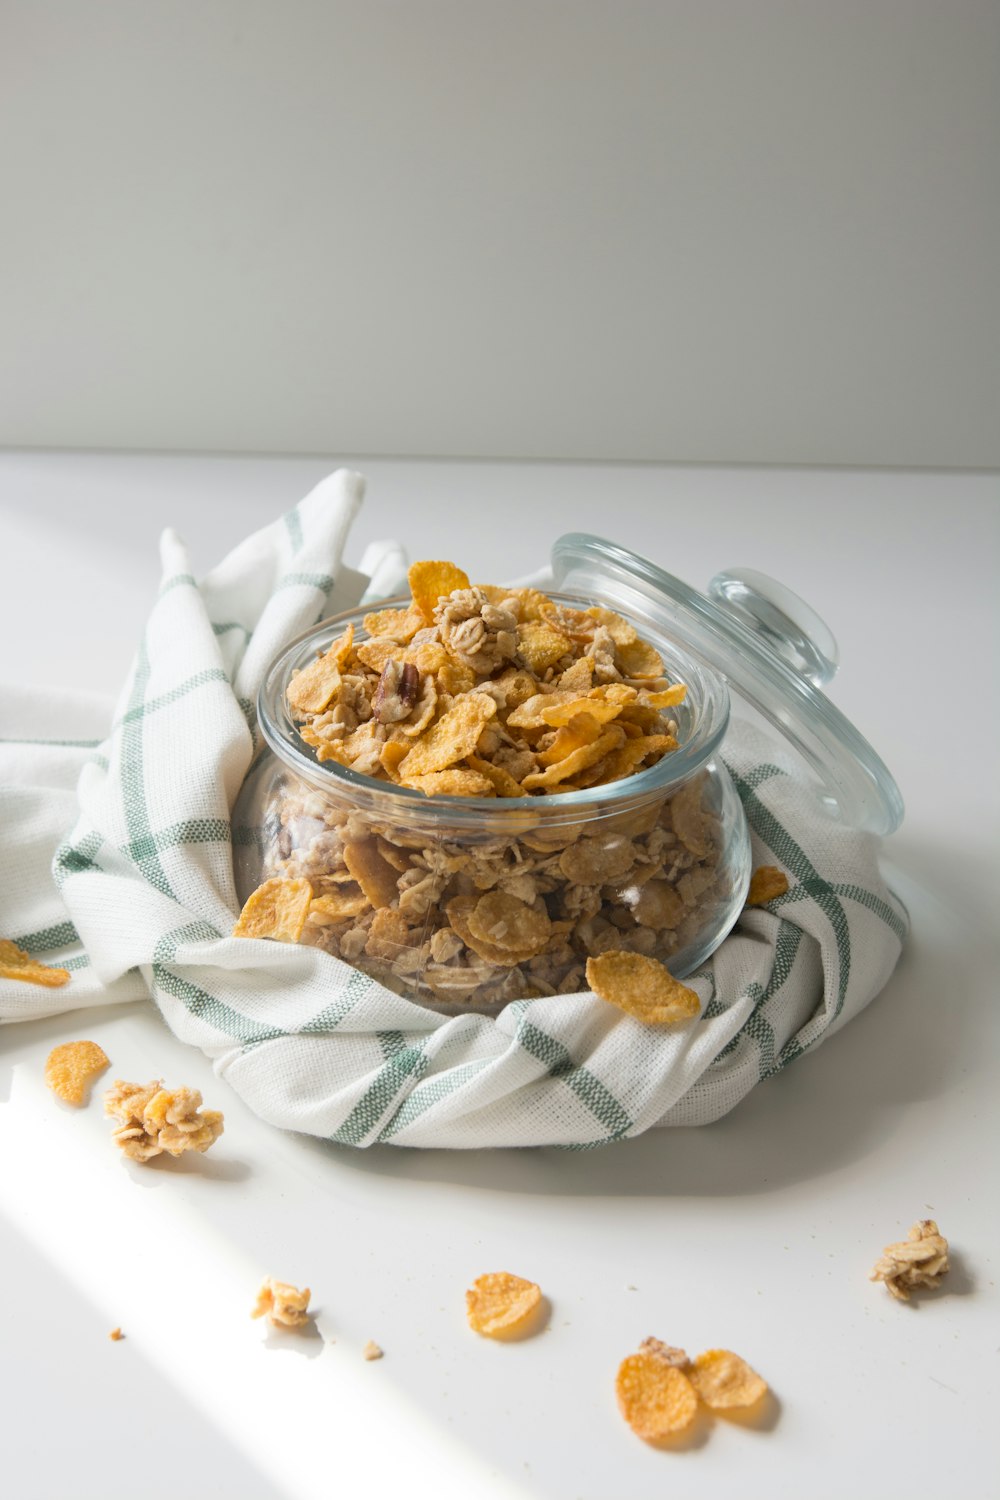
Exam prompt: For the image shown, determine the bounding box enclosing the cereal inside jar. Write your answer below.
[232,559,749,1015]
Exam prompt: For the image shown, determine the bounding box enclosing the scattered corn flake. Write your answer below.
[343,839,400,909]
[252,1277,312,1329]
[466,1272,543,1337]
[516,620,572,674]
[616,1349,699,1440]
[585,950,700,1024]
[689,1349,768,1410]
[745,866,790,907]
[44,1040,110,1106]
[870,1219,950,1301]
[0,939,71,988]
[408,559,472,623]
[397,694,497,778]
[105,1079,224,1161]
[232,877,313,942]
[108,1327,124,1341]
[362,1340,384,1361]
[404,768,496,797]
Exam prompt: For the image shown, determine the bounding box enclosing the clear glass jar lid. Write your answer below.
[551,534,904,835]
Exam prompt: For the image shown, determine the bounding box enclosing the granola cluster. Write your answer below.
[104,1079,224,1161]
[869,1220,950,1302]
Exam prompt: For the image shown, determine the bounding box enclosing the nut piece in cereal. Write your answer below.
[104,1079,224,1162]
[233,877,313,942]
[688,1348,768,1410]
[745,866,790,907]
[585,951,700,1025]
[869,1219,950,1301]
[252,1277,312,1329]
[45,1040,110,1106]
[616,1343,699,1441]
[0,939,70,988]
[465,1272,544,1338]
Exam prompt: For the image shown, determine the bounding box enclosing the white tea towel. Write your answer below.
[0,471,907,1147]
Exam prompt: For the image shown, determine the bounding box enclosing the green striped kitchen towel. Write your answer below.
[0,469,907,1147]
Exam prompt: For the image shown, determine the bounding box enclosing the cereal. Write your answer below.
[408,559,472,623]
[465,1272,543,1337]
[616,1347,699,1440]
[465,755,529,798]
[362,605,424,642]
[286,625,354,714]
[520,726,625,790]
[468,891,552,959]
[307,888,370,924]
[403,768,495,797]
[515,620,572,674]
[585,951,701,1024]
[0,939,70,988]
[362,1340,384,1361]
[397,695,497,778]
[108,1327,124,1341]
[745,866,790,906]
[343,839,400,909]
[537,712,603,766]
[232,877,313,942]
[869,1219,950,1301]
[44,1040,110,1106]
[104,1080,224,1161]
[252,1278,312,1329]
[688,1349,768,1410]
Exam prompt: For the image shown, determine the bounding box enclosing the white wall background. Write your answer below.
[1,0,998,467]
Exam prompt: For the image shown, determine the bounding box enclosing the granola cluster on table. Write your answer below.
[234,560,726,1011]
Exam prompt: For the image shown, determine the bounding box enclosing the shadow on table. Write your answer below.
[318,876,989,1200]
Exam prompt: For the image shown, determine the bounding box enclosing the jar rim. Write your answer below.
[256,590,731,824]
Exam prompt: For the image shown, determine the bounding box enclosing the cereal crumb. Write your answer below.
[745,866,790,906]
[870,1219,950,1301]
[362,1340,383,1360]
[251,1277,312,1328]
[0,939,70,988]
[108,1327,124,1342]
[104,1079,224,1161]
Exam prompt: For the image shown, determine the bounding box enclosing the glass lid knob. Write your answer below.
[708,569,840,688]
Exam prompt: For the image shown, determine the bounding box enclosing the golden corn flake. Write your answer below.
[516,620,571,675]
[616,1350,699,1440]
[689,1349,768,1410]
[362,604,424,642]
[670,775,712,858]
[600,733,679,783]
[355,638,403,674]
[465,1272,543,1337]
[537,712,603,766]
[408,559,472,623]
[521,726,625,790]
[617,638,664,679]
[466,755,528,798]
[397,693,497,778]
[286,627,354,714]
[403,768,495,797]
[45,1040,110,1106]
[745,866,790,907]
[467,891,551,958]
[380,739,410,779]
[343,839,400,909]
[446,897,530,967]
[585,950,700,1024]
[232,877,313,942]
[0,939,71,988]
[365,907,421,960]
[639,683,687,708]
[585,605,639,646]
[307,888,371,924]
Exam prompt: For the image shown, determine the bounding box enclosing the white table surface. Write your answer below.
[1,451,998,1500]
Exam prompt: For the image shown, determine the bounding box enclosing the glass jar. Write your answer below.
[233,535,903,1015]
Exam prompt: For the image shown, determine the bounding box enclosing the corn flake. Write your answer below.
[585,950,700,1024]
[307,888,370,924]
[537,712,603,766]
[0,940,71,988]
[516,620,572,674]
[616,1349,699,1440]
[745,866,790,906]
[404,769,496,797]
[398,694,497,778]
[286,627,354,714]
[232,878,313,942]
[689,1349,768,1410]
[45,1040,110,1106]
[408,559,472,623]
[465,1272,543,1338]
[362,605,425,642]
[467,891,551,958]
[521,726,625,790]
[343,840,400,909]
[252,1277,312,1329]
[466,755,528,797]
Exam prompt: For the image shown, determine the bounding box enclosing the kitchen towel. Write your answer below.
[0,470,907,1147]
